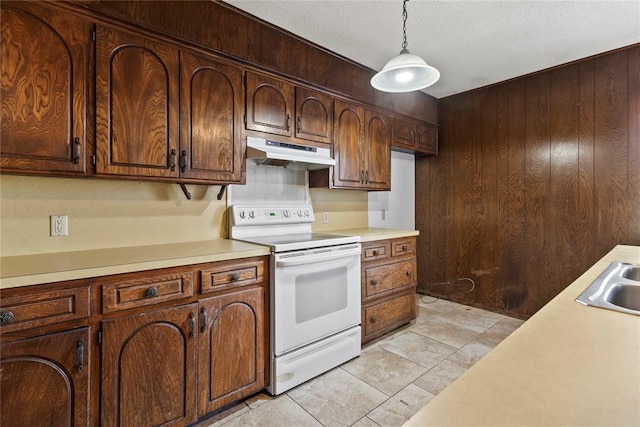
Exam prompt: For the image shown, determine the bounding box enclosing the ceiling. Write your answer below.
[226,0,640,99]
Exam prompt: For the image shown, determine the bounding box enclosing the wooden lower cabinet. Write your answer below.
[0,327,90,427]
[101,303,198,426]
[198,286,267,415]
[361,237,417,344]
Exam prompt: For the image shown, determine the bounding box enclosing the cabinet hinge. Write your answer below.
[92,154,96,165]
[243,114,246,126]
[97,330,102,344]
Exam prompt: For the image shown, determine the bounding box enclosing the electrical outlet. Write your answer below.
[322,212,329,224]
[50,215,68,237]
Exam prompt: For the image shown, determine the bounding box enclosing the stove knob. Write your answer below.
[297,209,303,217]
[304,209,310,217]
[248,210,255,219]
[283,210,290,218]
[239,210,246,219]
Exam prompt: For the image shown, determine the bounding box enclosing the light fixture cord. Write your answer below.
[402,0,409,49]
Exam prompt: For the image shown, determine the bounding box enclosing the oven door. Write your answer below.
[272,243,361,355]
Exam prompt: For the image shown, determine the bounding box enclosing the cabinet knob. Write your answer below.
[231,273,240,282]
[402,245,408,252]
[372,250,379,256]
[145,286,158,298]
[0,310,14,325]
[370,316,377,323]
[370,280,378,286]
[406,271,412,278]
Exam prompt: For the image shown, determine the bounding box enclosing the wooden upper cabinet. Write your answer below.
[180,51,244,182]
[0,2,88,175]
[332,99,365,188]
[95,25,179,178]
[365,110,392,190]
[295,87,333,144]
[245,71,294,137]
[102,303,198,426]
[1,327,90,426]
[392,118,418,152]
[417,122,438,155]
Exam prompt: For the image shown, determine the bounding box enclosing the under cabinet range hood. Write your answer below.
[246,136,335,170]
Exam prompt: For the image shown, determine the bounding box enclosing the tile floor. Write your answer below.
[197,295,525,427]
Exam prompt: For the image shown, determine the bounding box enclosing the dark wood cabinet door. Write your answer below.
[245,71,294,137]
[417,122,438,155]
[365,110,392,190]
[1,327,90,427]
[180,51,244,182]
[198,286,267,415]
[333,99,365,188]
[102,304,197,427]
[0,2,87,174]
[392,117,417,152]
[95,25,179,178]
[295,87,333,144]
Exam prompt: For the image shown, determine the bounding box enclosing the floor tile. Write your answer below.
[447,340,493,368]
[431,303,504,333]
[287,368,387,427]
[195,401,250,427]
[475,316,524,348]
[342,347,428,396]
[410,316,480,348]
[367,384,435,427]
[350,416,381,427]
[218,395,321,427]
[381,331,457,369]
[412,359,468,395]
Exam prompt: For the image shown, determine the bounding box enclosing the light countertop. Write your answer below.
[1,227,417,289]
[326,227,419,242]
[405,244,640,426]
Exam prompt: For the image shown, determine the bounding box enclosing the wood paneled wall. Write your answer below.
[417,45,640,318]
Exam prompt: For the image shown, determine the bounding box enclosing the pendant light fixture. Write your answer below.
[371,0,440,92]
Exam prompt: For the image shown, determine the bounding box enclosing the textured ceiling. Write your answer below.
[226,0,640,99]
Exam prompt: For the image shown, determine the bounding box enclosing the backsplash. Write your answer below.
[227,162,308,206]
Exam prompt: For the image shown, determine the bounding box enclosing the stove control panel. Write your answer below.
[230,205,315,226]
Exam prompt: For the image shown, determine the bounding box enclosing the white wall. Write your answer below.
[368,151,415,230]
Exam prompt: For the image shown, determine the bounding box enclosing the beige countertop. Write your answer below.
[0,240,271,289]
[0,227,416,289]
[405,244,640,427]
[327,227,419,242]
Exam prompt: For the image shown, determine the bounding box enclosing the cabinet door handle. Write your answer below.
[200,307,207,333]
[73,137,81,164]
[170,149,177,171]
[231,273,240,282]
[365,170,369,183]
[180,150,188,173]
[361,170,365,183]
[286,114,291,131]
[296,116,301,133]
[188,312,195,339]
[144,286,158,298]
[77,339,84,373]
[0,310,14,325]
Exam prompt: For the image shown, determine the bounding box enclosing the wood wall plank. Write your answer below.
[420,44,640,318]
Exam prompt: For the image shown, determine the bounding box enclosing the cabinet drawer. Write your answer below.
[362,242,390,261]
[363,260,415,299]
[363,293,414,337]
[102,272,194,313]
[392,238,415,257]
[0,287,90,333]
[200,259,264,294]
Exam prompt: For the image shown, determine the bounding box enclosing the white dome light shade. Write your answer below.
[371,49,440,93]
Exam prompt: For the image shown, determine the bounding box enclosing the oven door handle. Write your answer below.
[275,246,361,267]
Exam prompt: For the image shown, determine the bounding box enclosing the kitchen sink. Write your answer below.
[576,262,640,316]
